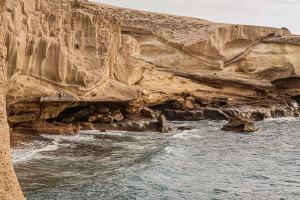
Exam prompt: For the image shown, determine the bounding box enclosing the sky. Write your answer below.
[92,0,300,34]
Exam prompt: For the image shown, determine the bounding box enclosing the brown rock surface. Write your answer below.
[141,107,158,119]
[12,122,80,135]
[158,114,171,133]
[222,118,259,133]
[0,0,300,198]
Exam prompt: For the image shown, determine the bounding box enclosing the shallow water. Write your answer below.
[13,118,300,200]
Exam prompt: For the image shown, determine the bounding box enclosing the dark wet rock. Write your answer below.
[158,114,170,133]
[271,107,294,118]
[193,103,202,110]
[163,109,187,120]
[223,106,272,121]
[221,118,259,133]
[60,106,95,123]
[211,97,228,107]
[60,115,75,123]
[190,110,205,120]
[153,98,198,112]
[97,107,110,114]
[271,75,300,90]
[250,111,267,121]
[177,126,194,131]
[141,107,158,119]
[194,97,210,107]
[162,109,204,121]
[169,102,182,110]
[203,107,229,120]
[222,100,300,121]
[81,120,159,132]
[170,99,184,110]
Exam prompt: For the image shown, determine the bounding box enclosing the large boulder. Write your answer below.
[221,118,259,133]
[158,114,170,133]
[141,107,159,119]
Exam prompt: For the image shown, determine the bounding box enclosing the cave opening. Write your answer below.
[292,95,300,104]
[7,100,131,136]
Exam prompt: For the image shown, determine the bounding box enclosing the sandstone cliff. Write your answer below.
[4,0,300,106]
[1,0,300,199]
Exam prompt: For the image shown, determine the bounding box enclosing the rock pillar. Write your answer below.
[0,9,25,200]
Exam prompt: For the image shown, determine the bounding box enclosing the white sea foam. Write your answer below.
[12,133,96,163]
[264,117,300,122]
[164,146,173,154]
[172,130,203,139]
[127,144,145,150]
[12,139,60,163]
[47,134,95,143]
[81,130,127,136]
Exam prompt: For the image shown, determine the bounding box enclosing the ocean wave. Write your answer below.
[12,133,97,163]
[264,117,300,122]
[12,139,60,163]
[41,134,96,142]
[82,130,130,137]
[171,131,203,139]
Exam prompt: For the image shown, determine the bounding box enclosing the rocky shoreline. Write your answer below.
[9,93,300,140]
[10,102,299,150]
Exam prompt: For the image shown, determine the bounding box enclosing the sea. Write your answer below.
[12,118,300,200]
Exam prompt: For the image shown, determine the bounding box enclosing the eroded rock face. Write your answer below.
[0,15,25,199]
[2,0,300,106]
[6,0,120,88]
[1,0,300,198]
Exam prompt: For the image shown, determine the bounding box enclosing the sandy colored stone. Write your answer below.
[2,0,300,106]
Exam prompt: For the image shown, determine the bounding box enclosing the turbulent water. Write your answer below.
[12,118,300,200]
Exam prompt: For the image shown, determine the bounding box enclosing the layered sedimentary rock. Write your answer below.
[1,0,300,198]
[4,0,300,106]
